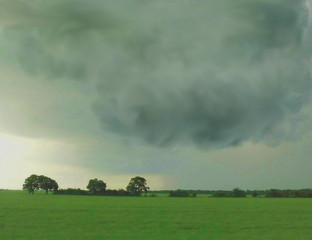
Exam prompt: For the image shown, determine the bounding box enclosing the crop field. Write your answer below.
[1,190,312,240]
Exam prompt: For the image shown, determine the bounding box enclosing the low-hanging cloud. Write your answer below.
[0,0,312,148]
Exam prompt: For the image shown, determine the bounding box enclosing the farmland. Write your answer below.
[1,190,312,240]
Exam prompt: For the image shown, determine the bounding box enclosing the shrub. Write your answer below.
[169,190,190,197]
[231,188,246,198]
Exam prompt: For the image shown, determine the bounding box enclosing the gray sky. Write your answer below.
[0,0,312,190]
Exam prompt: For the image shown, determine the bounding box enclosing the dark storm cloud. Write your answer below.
[0,0,311,148]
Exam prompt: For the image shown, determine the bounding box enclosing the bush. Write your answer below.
[251,191,258,197]
[213,191,231,197]
[169,190,191,197]
[54,188,88,195]
[231,188,246,198]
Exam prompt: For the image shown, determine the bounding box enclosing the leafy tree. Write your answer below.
[23,174,58,194]
[213,191,231,197]
[23,174,40,194]
[231,188,246,197]
[126,176,149,195]
[38,175,59,194]
[252,190,258,198]
[86,178,106,194]
[169,189,190,197]
[266,189,282,198]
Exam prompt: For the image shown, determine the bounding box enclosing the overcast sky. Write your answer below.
[0,0,312,190]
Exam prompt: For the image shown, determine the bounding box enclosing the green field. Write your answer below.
[1,190,312,240]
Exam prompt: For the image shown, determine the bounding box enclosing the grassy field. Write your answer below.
[1,190,312,240]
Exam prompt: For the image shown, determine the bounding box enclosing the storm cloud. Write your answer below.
[0,0,311,149]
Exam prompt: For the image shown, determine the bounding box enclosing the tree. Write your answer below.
[231,188,246,197]
[126,176,150,195]
[266,189,282,198]
[252,190,258,198]
[22,174,58,194]
[86,178,106,194]
[169,189,190,197]
[23,174,40,194]
[38,175,59,194]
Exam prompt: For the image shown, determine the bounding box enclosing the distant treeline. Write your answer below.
[152,188,312,198]
[23,174,312,198]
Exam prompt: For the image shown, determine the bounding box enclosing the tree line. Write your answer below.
[23,174,312,198]
[163,188,312,198]
[23,175,149,196]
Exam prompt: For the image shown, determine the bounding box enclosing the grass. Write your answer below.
[1,190,312,240]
